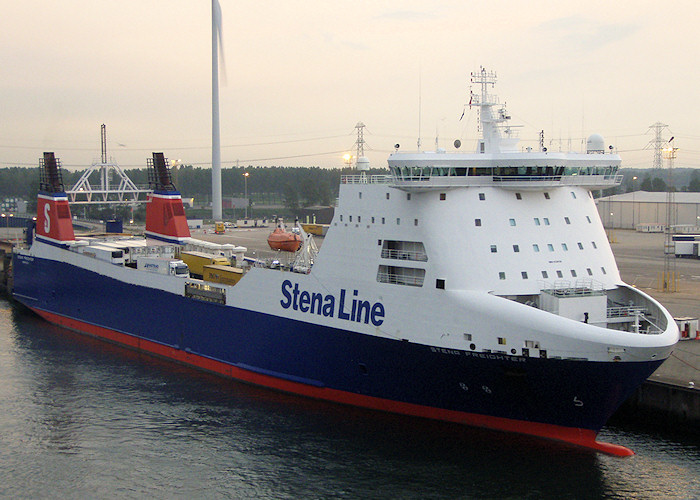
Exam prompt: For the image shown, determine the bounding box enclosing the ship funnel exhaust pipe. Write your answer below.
[145,152,191,244]
[35,152,75,247]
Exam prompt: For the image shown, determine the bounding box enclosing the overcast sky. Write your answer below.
[1,1,699,173]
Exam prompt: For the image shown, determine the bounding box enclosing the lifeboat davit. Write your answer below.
[267,221,302,252]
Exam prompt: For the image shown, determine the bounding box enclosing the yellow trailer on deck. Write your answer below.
[180,251,230,278]
[203,264,244,286]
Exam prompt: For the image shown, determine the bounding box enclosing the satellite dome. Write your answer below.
[357,156,370,171]
[586,134,605,153]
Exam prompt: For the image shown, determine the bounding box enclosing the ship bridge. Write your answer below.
[383,151,622,192]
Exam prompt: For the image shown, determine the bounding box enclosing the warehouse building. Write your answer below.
[596,191,700,230]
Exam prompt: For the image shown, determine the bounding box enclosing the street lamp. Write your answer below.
[243,172,249,219]
[632,176,638,228]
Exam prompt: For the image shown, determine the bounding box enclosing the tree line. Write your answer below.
[0,164,389,211]
[2,165,699,209]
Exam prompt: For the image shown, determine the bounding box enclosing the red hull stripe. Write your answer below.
[31,307,634,457]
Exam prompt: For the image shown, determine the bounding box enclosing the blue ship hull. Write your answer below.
[12,253,663,454]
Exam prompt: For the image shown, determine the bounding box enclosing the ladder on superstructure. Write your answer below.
[65,124,152,205]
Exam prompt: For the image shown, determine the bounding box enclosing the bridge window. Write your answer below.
[509,218,516,226]
[475,219,482,226]
[533,244,540,252]
[544,192,550,199]
[499,272,506,280]
[479,193,486,201]
[534,217,541,226]
[513,245,520,253]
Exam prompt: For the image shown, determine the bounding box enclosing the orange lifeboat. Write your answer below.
[267,221,302,252]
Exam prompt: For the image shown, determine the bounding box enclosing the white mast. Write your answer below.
[211,0,223,221]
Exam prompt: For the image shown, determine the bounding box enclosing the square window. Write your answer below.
[533,244,540,252]
[475,219,482,227]
[544,192,550,199]
[571,270,577,277]
[386,193,390,200]
[396,218,401,225]
[556,270,563,278]
[464,333,472,341]
[358,216,361,223]
[499,272,506,280]
[381,217,385,224]
[340,215,343,222]
[562,243,568,251]
[414,219,418,226]
[407,193,411,200]
[521,271,528,279]
[498,337,506,345]
[490,245,498,253]
[513,245,520,252]
[371,217,375,223]
[542,270,549,278]
[509,218,516,226]
[592,241,597,249]
[440,193,446,201]
[436,279,445,289]
[534,218,541,226]
[479,193,486,201]
[515,193,522,200]
[349,216,353,222]
[587,268,593,276]
[578,242,584,249]
[544,218,550,225]
[359,192,362,199]
[564,217,571,224]
[547,244,554,252]
[378,240,382,245]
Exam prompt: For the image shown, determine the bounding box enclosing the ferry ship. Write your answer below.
[11,69,678,456]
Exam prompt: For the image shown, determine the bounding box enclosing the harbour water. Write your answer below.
[1,298,698,499]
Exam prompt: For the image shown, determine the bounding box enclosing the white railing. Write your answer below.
[341,175,392,185]
[380,248,428,262]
